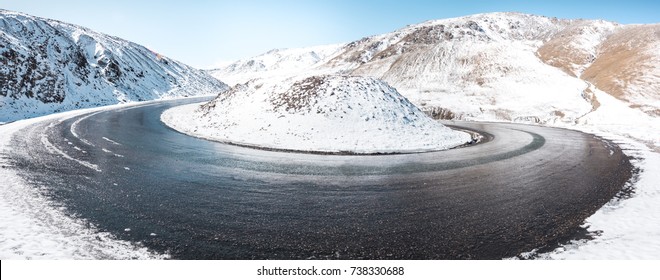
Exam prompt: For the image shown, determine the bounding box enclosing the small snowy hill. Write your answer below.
[162,75,471,153]
[211,12,659,125]
[0,9,228,123]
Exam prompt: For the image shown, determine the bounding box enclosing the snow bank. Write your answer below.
[162,75,472,154]
[529,84,660,259]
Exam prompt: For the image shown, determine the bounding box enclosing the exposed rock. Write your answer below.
[0,9,228,122]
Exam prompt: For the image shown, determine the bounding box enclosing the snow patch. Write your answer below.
[102,137,122,146]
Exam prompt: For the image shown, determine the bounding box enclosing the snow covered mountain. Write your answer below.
[0,9,228,123]
[162,75,471,153]
[208,44,344,86]
[210,12,659,126]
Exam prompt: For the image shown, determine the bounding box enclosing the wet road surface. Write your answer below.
[6,98,632,259]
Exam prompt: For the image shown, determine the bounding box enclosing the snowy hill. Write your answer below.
[0,9,228,123]
[208,44,344,85]
[162,75,471,153]
[210,12,659,126]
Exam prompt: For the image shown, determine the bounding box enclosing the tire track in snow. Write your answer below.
[41,121,101,172]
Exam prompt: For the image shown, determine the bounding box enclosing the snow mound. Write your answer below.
[162,75,471,153]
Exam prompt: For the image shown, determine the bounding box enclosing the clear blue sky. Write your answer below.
[2,0,659,68]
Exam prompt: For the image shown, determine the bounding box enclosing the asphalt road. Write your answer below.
[7,98,632,259]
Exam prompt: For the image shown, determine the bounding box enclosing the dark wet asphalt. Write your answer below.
[7,98,632,259]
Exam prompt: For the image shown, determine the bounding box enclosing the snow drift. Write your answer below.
[162,75,471,153]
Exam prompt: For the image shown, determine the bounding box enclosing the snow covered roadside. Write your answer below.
[162,75,472,154]
[0,103,166,259]
[537,140,660,259]
[530,86,660,259]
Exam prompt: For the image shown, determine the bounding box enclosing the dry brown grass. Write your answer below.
[422,106,456,120]
[537,20,601,77]
[553,110,566,118]
[581,25,660,101]
[538,42,583,77]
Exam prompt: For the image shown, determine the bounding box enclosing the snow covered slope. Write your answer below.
[211,13,585,122]
[208,44,345,85]
[580,24,660,117]
[537,19,618,77]
[340,13,596,123]
[211,12,659,124]
[0,9,228,123]
[162,75,471,153]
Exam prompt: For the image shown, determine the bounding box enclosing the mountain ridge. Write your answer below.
[210,12,658,121]
[0,9,229,123]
